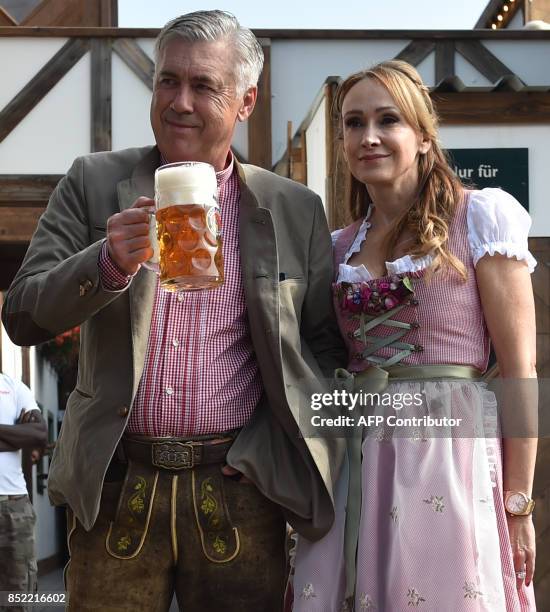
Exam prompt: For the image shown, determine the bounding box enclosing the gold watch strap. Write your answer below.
[504,491,535,516]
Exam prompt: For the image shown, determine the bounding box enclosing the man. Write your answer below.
[0,372,47,609]
[2,10,345,611]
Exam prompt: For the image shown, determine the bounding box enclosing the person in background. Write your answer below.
[291,60,537,611]
[0,371,47,609]
[2,10,345,611]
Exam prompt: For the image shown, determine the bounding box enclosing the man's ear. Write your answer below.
[237,86,258,122]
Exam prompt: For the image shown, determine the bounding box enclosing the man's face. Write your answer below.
[150,37,257,171]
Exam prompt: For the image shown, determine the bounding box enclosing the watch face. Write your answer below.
[506,493,528,513]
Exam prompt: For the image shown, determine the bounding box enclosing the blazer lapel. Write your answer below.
[237,163,279,351]
[116,147,159,398]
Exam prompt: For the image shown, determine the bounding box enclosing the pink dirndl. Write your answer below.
[291,198,536,611]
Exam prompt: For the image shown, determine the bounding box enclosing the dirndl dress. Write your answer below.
[291,189,537,611]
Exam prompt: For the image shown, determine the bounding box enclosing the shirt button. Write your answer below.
[177,293,184,302]
[165,386,174,395]
[172,339,180,347]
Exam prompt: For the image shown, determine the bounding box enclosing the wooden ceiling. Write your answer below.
[0,0,117,27]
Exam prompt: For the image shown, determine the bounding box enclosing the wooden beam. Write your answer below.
[112,38,154,90]
[100,0,118,27]
[21,347,31,387]
[394,40,435,67]
[0,6,17,25]
[0,0,41,23]
[91,38,112,152]
[0,207,45,243]
[435,41,455,84]
[455,40,515,82]
[248,40,272,169]
[0,38,89,143]
[17,0,118,26]
[324,80,339,230]
[433,91,550,123]
[1,28,550,40]
[21,0,80,26]
[0,175,62,202]
[474,0,505,28]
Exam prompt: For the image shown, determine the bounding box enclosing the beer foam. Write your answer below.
[155,162,217,209]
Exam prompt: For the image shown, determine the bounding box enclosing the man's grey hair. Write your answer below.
[154,10,264,95]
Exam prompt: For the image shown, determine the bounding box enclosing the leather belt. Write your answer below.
[0,494,27,501]
[122,435,234,471]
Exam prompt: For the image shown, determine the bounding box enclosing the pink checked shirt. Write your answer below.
[99,156,263,436]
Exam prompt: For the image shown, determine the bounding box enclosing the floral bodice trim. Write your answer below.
[331,188,536,283]
[335,275,415,315]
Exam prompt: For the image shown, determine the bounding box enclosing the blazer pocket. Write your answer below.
[279,278,307,328]
[74,387,93,399]
[278,276,305,285]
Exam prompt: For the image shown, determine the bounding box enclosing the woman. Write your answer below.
[291,60,537,611]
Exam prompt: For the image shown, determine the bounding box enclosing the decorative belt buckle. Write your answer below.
[152,441,195,470]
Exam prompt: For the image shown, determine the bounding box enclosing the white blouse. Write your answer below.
[332,188,536,283]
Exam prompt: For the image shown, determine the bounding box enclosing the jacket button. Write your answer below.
[79,279,93,296]
[118,405,129,418]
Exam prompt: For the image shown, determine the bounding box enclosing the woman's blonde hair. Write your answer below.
[334,60,466,279]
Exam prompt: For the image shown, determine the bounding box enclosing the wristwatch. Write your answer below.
[504,491,535,516]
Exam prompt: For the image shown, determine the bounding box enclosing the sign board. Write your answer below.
[446,148,529,210]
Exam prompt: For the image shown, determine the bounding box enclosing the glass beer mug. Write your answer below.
[146,161,224,291]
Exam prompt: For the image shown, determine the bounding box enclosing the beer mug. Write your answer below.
[145,161,224,291]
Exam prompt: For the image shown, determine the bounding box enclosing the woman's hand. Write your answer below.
[506,514,536,588]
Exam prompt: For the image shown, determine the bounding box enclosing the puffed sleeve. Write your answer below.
[467,188,537,272]
[331,228,344,247]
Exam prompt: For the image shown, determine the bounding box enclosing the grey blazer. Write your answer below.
[2,146,346,540]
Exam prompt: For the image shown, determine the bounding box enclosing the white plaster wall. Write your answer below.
[111,53,155,151]
[455,54,493,87]
[2,36,550,174]
[483,41,550,85]
[305,97,327,208]
[415,51,436,88]
[507,8,525,29]
[439,124,550,236]
[0,38,67,110]
[0,51,91,173]
[1,322,22,380]
[136,38,155,60]
[1,323,61,562]
[271,40,409,163]
[29,351,60,562]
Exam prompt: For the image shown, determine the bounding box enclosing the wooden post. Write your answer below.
[91,37,112,152]
[247,39,272,169]
[21,0,118,27]
[286,121,292,178]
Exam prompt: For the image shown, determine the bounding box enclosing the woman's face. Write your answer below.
[341,78,430,191]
